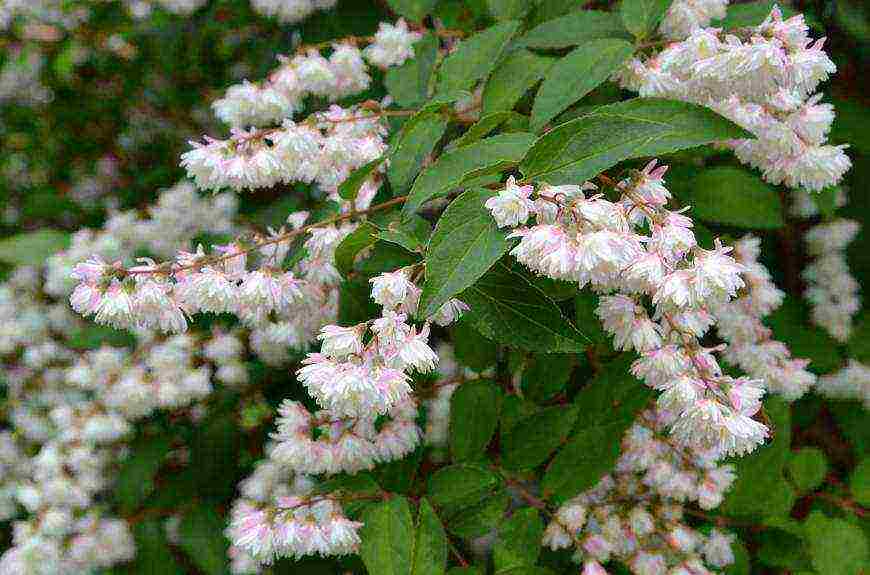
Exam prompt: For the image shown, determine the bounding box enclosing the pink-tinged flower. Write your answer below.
[485,176,536,228]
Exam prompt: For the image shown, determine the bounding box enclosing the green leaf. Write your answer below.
[621,0,672,40]
[851,457,870,507]
[725,537,751,575]
[756,527,813,571]
[572,355,654,429]
[377,215,433,253]
[340,276,382,325]
[768,299,843,373]
[115,432,173,513]
[530,39,634,132]
[805,511,870,575]
[335,222,379,277]
[360,497,415,575]
[178,507,229,575]
[721,397,793,518]
[450,380,502,461]
[403,133,536,216]
[486,0,530,20]
[388,111,449,193]
[720,1,798,28]
[447,490,511,538]
[482,50,554,115]
[520,98,751,185]
[786,447,828,494]
[412,499,449,575]
[131,519,182,574]
[419,189,513,318]
[493,508,544,572]
[436,21,521,95]
[386,34,440,107]
[501,405,578,470]
[339,158,384,200]
[386,0,439,21]
[0,229,70,266]
[542,420,627,501]
[356,241,422,276]
[521,353,575,402]
[451,111,528,149]
[688,167,784,229]
[428,464,502,512]
[450,319,499,371]
[461,261,589,353]
[518,10,631,49]
[575,292,608,343]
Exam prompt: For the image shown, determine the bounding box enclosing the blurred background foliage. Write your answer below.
[0,0,867,573]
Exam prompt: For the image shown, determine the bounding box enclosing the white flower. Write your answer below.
[369,269,416,310]
[485,177,536,228]
[363,19,422,68]
[430,298,469,327]
[317,324,364,359]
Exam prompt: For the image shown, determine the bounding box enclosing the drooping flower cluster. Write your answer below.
[248,0,337,24]
[486,163,769,458]
[818,360,870,409]
[803,218,861,341]
[543,408,738,575]
[659,0,728,41]
[711,235,817,399]
[616,7,850,192]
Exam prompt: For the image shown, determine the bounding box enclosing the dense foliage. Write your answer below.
[0,0,868,574]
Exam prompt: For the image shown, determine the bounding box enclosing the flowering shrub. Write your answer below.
[0,0,868,574]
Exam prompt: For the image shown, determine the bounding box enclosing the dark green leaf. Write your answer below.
[436,21,521,95]
[521,353,575,403]
[420,189,513,318]
[340,277,382,325]
[450,319,499,371]
[542,420,627,501]
[339,158,384,200]
[531,39,634,132]
[450,380,502,461]
[115,433,173,513]
[767,299,843,373]
[386,34,440,107]
[178,507,229,575]
[386,0,439,21]
[785,447,828,494]
[403,133,536,216]
[520,98,751,185]
[0,229,70,266]
[335,222,379,277]
[518,10,631,49]
[446,490,510,538]
[621,0,672,40]
[461,261,589,353]
[377,215,433,253]
[412,499,449,575]
[388,111,449,193]
[451,112,528,149]
[805,511,870,575]
[501,405,577,470]
[486,0,530,20]
[360,497,415,575]
[851,457,870,507]
[428,464,502,512]
[493,509,544,572]
[131,519,182,574]
[756,527,813,571]
[720,1,798,28]
[689,167,784,229]
[356,241,422,276]
[482,50,554,114]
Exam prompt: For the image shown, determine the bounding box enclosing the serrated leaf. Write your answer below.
[786,447,828,494]
[386,0,438,21]
[115,433,173,513]
[450,380,502,461]
[428,464,502,512]
[0,229,70,266]
[411,499,448,575]
[689,167,784,229]
[805,511,869,575]
[450,319,499,371]
[447,490,511,538]
[339,158,384,200]
[419,189,512,318]
[436,21,521,95]
[388,111,449,193]
[520,98,751,185]
[521,353,575,403]
[335,222,379,277]
[386,34,440,107]
[531,39,634,132]
[451,111,527,149]
[178,507,229,575]
[621,0,672,40]
[360,497,415,575]
[572,355,654,428]
[501,405,577,470]
[377,215,433,253]
[482,50,554,115]
[851,457,870,507]
[493,508,544,572]
[518,10,631,49]
[542,420,628,501]
[403,133,536,216]
[461,260,589,353]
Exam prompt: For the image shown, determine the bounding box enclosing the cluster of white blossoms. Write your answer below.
[543,408,738,575]
[659,0,728,41]
[485,162,769,458]
[249,0,337,24]
[802,218,861,341]
[210,20,420,129]
[818,359,870,409]
[0,46,53,106]
[711,235,817,400]
[616,6,850,192]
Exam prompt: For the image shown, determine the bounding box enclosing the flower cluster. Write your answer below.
[486,163,769,458]
[659,0,728,41]
[249,0,337,24]
[818,360,870,409]
[616,7,850,192]
[803,218,861,341]
[711,236,817,399]
[543,408,738,575]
